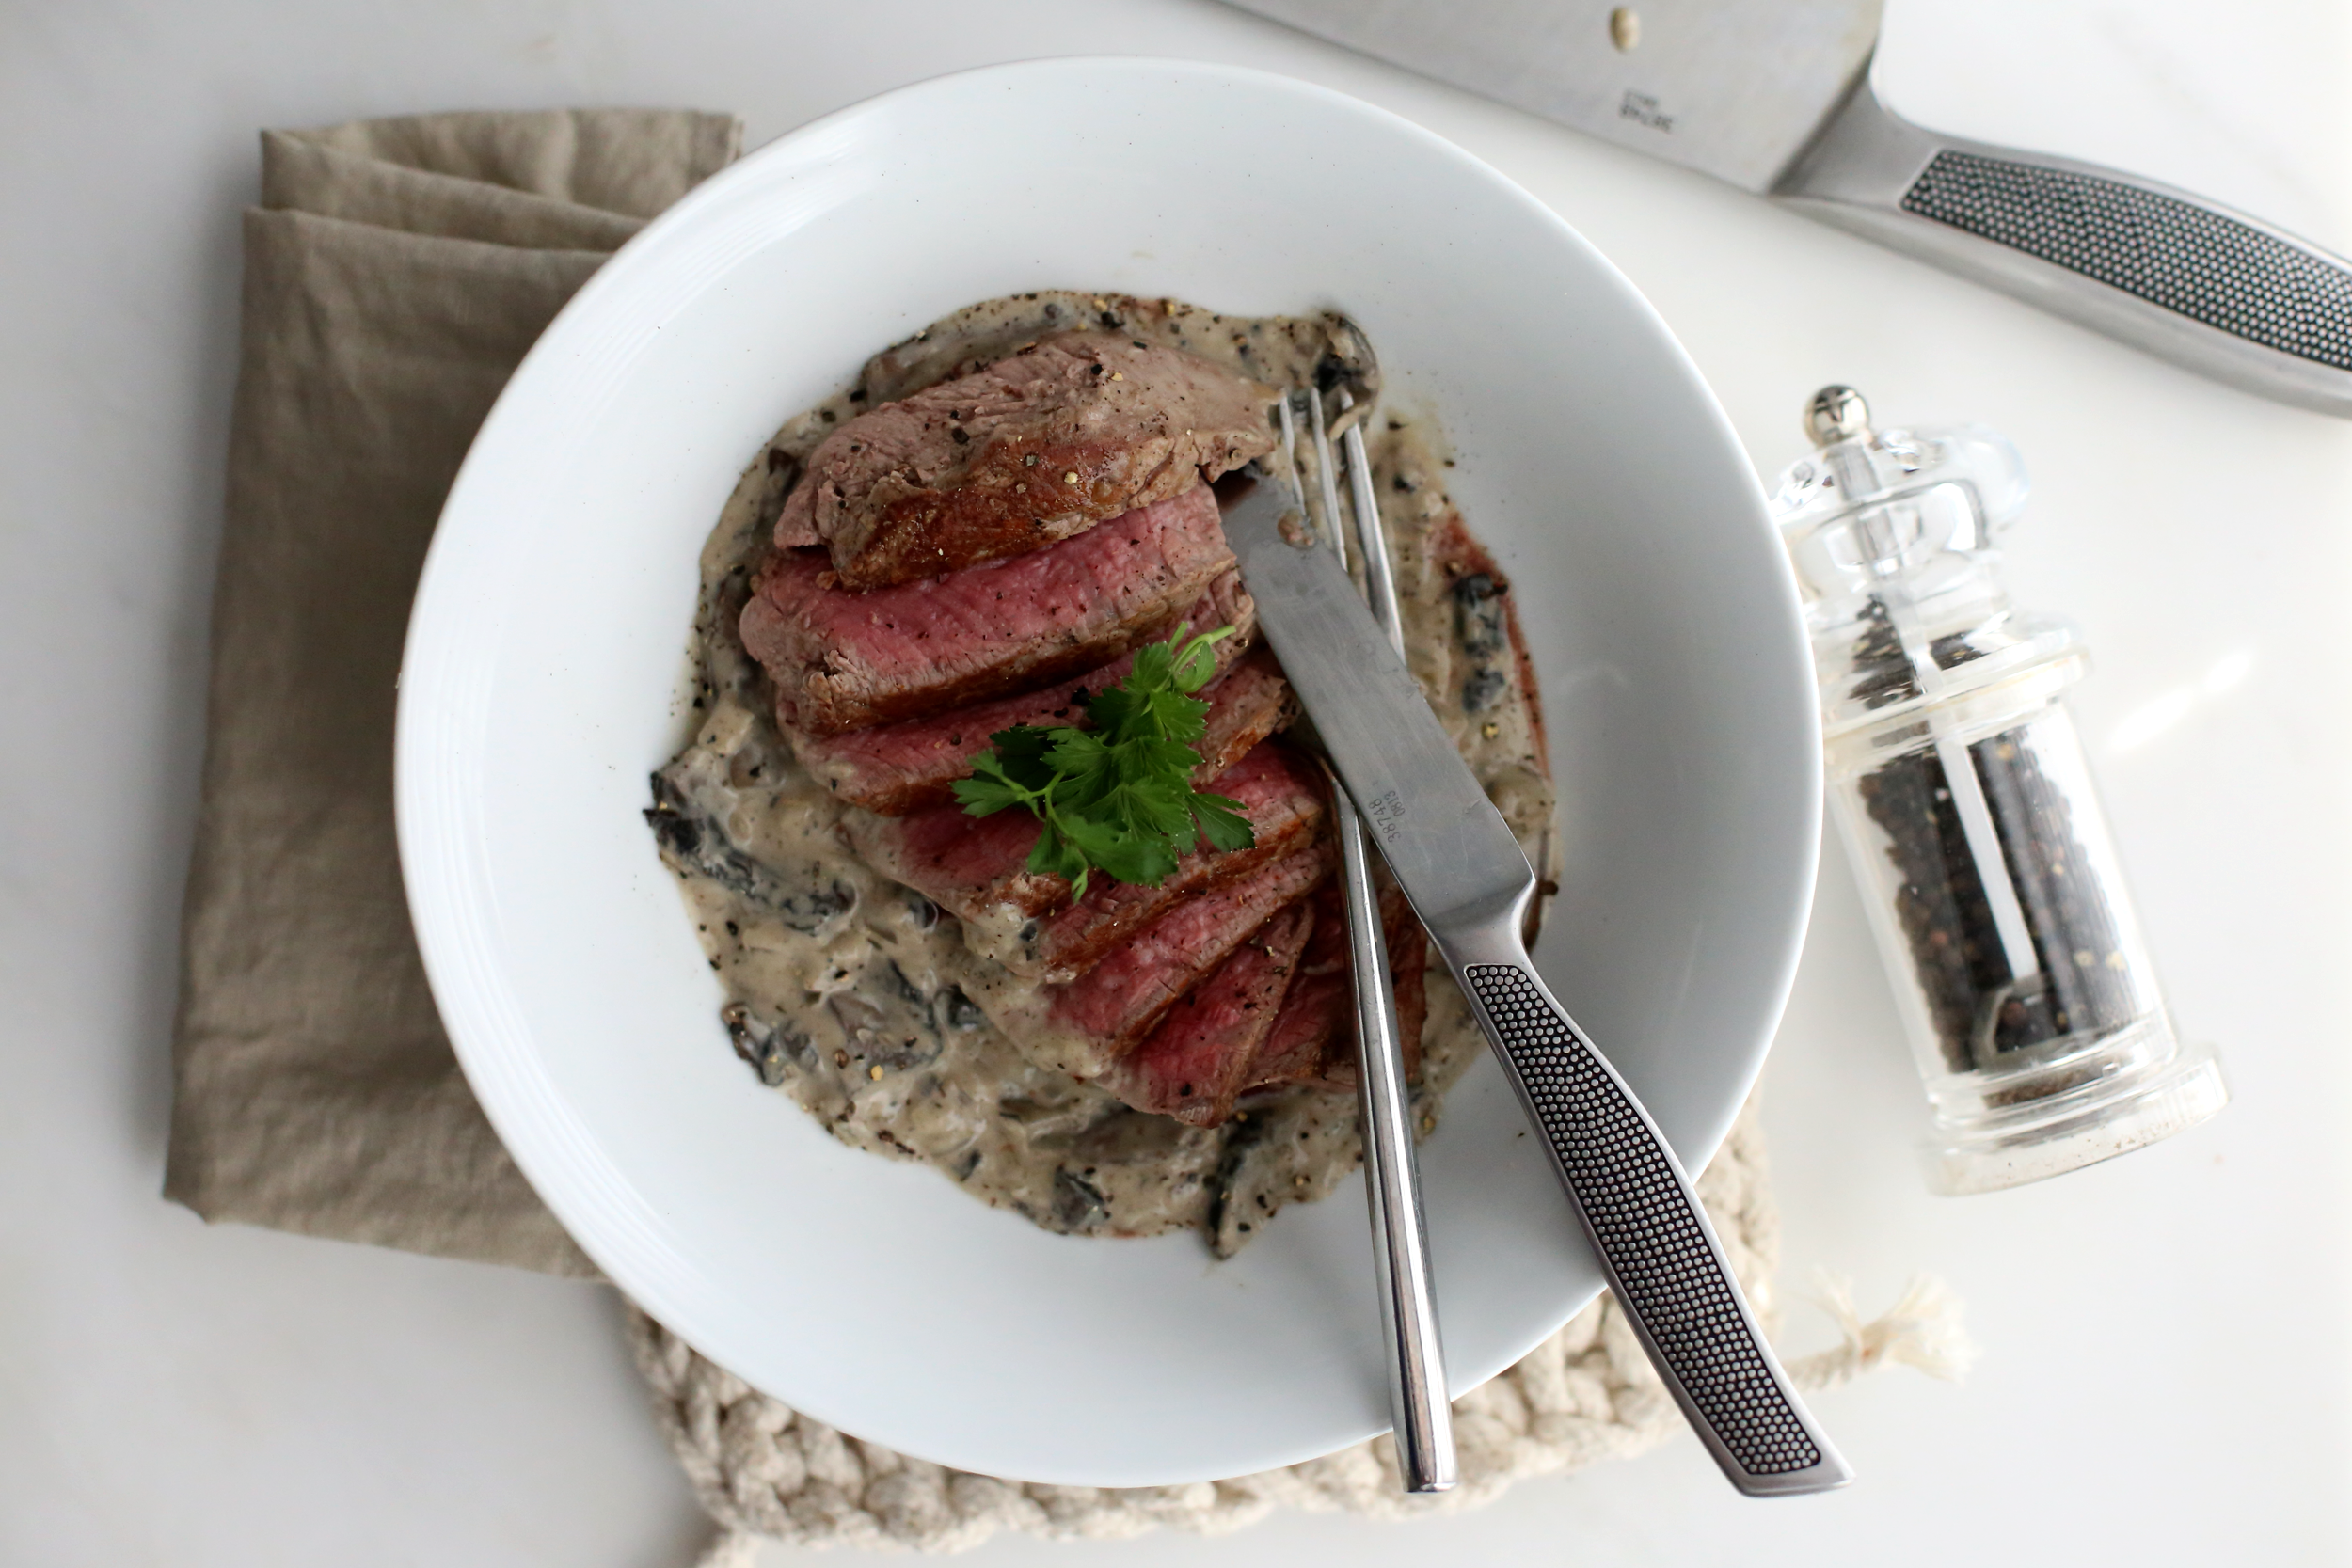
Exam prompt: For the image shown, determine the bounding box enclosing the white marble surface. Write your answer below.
[3,1,2346,1563]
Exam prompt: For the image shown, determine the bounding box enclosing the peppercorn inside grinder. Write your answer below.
[1771,387,2227,1195]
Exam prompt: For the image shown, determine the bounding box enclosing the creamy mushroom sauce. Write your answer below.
[648,293,1556,1257]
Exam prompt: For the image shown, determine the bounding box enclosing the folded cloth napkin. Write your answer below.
[166,109,1963,1560]
[167,108,739,1276]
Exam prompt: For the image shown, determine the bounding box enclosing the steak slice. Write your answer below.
[1244,881,1428,1095]
[1099,899,1315,1127]
[1179,646,1297,787]
[1023,738,1321,980]
[786,580,1280,815]
[991,842,1335,1080]
[844,741,1327,981]
[741,484,1232,736]
[778,331,1278,588]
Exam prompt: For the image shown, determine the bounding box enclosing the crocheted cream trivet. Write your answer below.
[629,1099,1971,1560]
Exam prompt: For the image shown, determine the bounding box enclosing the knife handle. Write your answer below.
[1440,923,1851,1497]
[1777,76,2352,418]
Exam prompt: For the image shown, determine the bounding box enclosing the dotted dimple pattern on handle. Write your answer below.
[1464,964,1820,1477]
[1899,150,2352,371]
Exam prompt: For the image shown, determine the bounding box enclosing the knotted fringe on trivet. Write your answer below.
[1783,1271,1978,1391]
[629,1101,1972,1560]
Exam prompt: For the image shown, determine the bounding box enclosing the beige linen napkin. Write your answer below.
[167,109,740,1276]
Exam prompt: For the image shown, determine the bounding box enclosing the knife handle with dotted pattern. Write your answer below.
[1443,926,1851,1497]
[1779,77,2352,417]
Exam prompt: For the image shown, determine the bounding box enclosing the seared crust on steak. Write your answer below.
[993,842,1336,1080]
[777,332,1278,588]
[1180,648,1297,787]
[1243,881,1427,1096]
[783,581,1278,815]
[741,486,1232,736]
[1100,900,1314,1127]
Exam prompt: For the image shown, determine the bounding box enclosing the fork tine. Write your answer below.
[1276,390,1300,494]
[1337,388,1404,653]
[1307,389,1348,571]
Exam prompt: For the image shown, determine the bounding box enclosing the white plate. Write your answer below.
[396,57,1820,1487]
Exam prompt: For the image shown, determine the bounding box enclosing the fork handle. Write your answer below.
[1332,785,1456,1493]
[1437,919,1851,1497]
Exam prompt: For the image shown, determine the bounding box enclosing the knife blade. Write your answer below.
[1238,0,1876,194]
[1227,0,2352,416]
[1220,468,1851,1497]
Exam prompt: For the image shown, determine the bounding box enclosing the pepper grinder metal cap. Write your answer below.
[1803,384,1871,448]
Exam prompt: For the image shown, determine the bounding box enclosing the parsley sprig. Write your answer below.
[951,626,1258,898]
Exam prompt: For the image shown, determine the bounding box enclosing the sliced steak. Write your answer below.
[845,741,1327,980]
[1244,881,1428,1095]
[741,484,1232,736]
[786,580,1279,815]
[778,331,1278,588]
[993,842,1335,1080]
[1024,737,1321,980]
[1180,646,1297,787]
[1100,899,1314,1127]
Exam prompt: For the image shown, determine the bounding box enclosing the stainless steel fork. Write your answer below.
[1238,395,1851,1501]
[1279,388,1456,1495]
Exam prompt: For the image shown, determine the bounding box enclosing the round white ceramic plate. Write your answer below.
[396,57,1820,1487]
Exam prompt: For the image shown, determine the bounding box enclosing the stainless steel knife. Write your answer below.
[1219,468,1852,1497]
[1225,0,2352,416]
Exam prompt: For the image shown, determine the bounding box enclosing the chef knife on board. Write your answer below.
[1226,0,2352,416]
[1219,467,1851,1497]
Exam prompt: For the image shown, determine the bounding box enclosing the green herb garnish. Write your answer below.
[951,625,1258,899]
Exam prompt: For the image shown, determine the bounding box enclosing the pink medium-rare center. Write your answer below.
[743,485,1235,736]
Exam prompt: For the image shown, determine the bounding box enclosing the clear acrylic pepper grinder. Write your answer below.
[1771,387,2228,1195]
